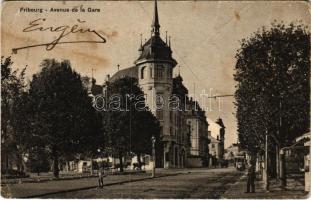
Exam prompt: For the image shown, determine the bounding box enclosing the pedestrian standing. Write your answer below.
[246,161,255,193]
[98,167,104,188]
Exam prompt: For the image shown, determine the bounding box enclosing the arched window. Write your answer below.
[141,66,146,79]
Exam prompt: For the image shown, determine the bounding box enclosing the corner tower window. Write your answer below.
[150,67,153,78]
[141,66,146,79]
[168,68,173,79]
[155,65,164,79]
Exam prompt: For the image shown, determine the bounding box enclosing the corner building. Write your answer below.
[105,0,208,168]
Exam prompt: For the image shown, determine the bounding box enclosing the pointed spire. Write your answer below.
[165,31,168,44]
[151,0,160,36]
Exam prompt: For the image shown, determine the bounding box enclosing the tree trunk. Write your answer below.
[137,153,142,170]
[16,152,21,173]
[90,157,93,176]
[270,147,277,178]
[263,132,269,191]
[280,150,287,188]
[276,145,280,180]
[53,151,59,178]
[119,153,124,172]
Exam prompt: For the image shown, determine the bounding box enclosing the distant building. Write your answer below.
[186,99,209,167]
[209,135,220,158]
[224,143,240,161]
[207,118,226,160]
[216,118,225,159]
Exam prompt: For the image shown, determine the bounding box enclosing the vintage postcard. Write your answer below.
[1,0,310,199]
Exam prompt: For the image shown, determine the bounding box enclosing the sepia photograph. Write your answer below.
[1,0,310,198]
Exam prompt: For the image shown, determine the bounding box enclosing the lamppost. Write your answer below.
[151,136,156,178]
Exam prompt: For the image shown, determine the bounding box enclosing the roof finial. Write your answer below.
[178,65,181,76]
[140,33,143,47]
[165,31,168,44]
[169,36,171,47]
[117,64,120,71]
[151,0,160,36]
[91,68,96,85]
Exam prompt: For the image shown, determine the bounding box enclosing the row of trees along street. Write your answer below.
[234,21,310,186]
[1,58,160,178]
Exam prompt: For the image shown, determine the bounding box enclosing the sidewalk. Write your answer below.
[222,173,309,199]
[1,171,182,198]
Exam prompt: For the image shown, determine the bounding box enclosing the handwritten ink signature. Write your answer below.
[12,18,107,54]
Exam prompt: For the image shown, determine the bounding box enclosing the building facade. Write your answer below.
[207,118,226,161]
[89,0,209,169]
[186,99,210,167]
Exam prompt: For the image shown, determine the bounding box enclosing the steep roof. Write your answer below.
[135,36,177,65]
[91,84,103,95]
[134,0,177,66]
[109,66,138,82]
[216,118,226,128]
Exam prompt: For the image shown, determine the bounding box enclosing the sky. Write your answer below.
[2,1,310,148]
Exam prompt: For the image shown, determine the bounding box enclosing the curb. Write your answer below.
[22,173,181,198]
[2,171,147,185]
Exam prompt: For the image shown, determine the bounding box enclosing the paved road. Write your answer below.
[42,167,243,198]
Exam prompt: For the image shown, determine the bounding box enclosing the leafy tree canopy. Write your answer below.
[234,21,310,153]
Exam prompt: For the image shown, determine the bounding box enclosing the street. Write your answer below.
[2,166,308,199]
[41,167,243,198]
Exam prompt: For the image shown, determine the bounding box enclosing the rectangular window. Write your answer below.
[168,68,172,79]
[155,65,164,78]
[158,66,163,78]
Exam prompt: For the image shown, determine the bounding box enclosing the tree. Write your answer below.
[131,107,160,169]
[102,77,160,172]
[234,21,310,176]
[27,146,50,175]
[10,91,32,172]
[1,56,27,173]
[28,59,102,177]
